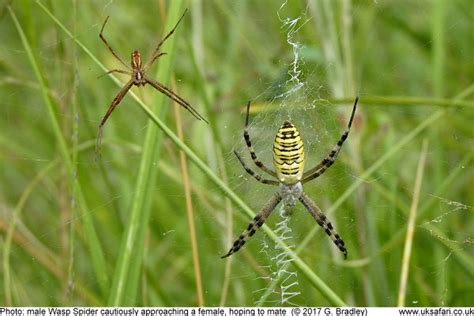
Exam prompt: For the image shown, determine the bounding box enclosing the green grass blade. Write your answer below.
[2,152,103,306]
[107,2,185,306]
[8,5,109,297]
[3,162,55,305]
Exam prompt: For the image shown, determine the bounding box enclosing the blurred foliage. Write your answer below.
[0,0,473,307]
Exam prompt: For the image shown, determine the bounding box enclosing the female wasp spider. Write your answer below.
[222,97,358,259]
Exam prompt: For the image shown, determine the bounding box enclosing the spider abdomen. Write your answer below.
[273,121,305,185]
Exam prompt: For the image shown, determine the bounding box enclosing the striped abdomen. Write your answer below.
[273,121,305,185]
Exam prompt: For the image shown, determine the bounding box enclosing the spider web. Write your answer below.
[253,204,301,306]
[226,0,474,307]
[229,0,347,306]
[253,1,307,306]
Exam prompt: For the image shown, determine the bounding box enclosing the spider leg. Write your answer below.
[96,79,134,152]
[299,192,347,259]
[144,76,208,123]
[98,69,131,79]
[221,192,282,258]
[145,9,187,69]
[143,52,167,70]
[243,101,278,177]
[301,97,358,184]
[99,16,130,69]
[234,151,279,185]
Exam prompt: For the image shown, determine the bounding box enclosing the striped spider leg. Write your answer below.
[299,192,347,258]
[222,98,358,259]
[302,97,358,183]
[242,101,278,178]
[221,193,282,258]
[96,9,208,153]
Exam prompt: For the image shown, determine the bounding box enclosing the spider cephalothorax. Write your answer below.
[222,98,358,259]
[130,51,146,85]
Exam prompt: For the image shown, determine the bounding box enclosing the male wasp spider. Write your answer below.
[222,97,358,259]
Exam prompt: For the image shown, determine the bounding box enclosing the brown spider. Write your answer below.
[97,10,208,151]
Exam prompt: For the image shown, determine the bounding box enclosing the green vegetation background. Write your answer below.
[0,0,473,307]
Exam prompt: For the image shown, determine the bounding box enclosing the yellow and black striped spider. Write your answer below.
[222,97,358,259]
